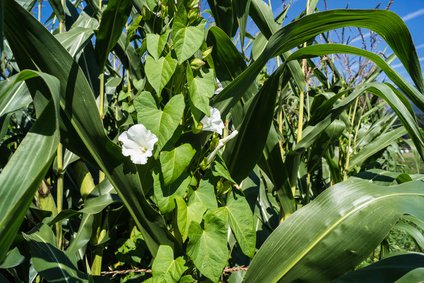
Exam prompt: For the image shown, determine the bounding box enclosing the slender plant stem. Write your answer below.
[297,90,304,143]
[275,56,285,155]
[56,144,63,248]
[98,0,105,120]
[55,0,65,250]
[91,225,107,275]
[99,74,105,119]
[93,0,105,273]
[98,0,105,182]
[344,97,360,180]
[297,54,308,143]
[306,172,311,203]
[352,100,366,154]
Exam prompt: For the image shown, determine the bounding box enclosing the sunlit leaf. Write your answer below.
[187,211,228,282]
[245,179,424,282]
[173,7,205,64]
[145,54,178,95]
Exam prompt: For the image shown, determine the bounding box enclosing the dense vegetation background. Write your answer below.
[0,0,423,282]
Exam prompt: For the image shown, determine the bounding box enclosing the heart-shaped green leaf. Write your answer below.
[188,69,215,115]
[150,245,187,282]
[145,54,177,95]
[153,172,190,214]
[173,8,205,64]
[225,190,256,258]
[135,91,185,151]
[160,143,196,186]
[146,30,171,61]
[187,211,228,282]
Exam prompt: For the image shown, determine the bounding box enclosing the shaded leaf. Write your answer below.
[336,253,424,283]
[0,247,25,269]
[24,225,88,282]
[223,66,286,182]
[153,172,190,214]
[95,0,132,71]
[160,143,196,186]
[396,267,424,283]
[225,190,256,258]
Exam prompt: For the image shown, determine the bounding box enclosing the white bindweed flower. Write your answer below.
[201,107,225,135]
[118,124,158,165]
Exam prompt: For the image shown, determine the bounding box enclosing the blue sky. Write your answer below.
[36,0,424,80]
[266,0,424,78]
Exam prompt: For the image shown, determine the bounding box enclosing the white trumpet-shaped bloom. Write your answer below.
[201,107,225,135]
[118,124,158,164]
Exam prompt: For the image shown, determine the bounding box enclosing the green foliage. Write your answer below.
[135,92,185,152]
[145,54,178,96]
[95,0,132,71]
[148,245,187,282]
[245,178,424,282]
[173,6,206,64]
[0,70,60,262]
[25,225,89,282]
[0,0,423,282]
[187,212,228,282]
[160,144,196,185]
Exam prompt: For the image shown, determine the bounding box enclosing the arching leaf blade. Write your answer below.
[213,9,423,116]
[244,179,424,282]
[0,70,60,262]
[4,0,177,256]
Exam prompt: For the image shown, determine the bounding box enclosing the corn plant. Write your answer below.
[0,0,423,282]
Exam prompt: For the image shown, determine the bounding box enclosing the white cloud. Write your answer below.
[415,43,424,51]
[350,32,371,44]
[402,8,424,22]
[391,57,424,69]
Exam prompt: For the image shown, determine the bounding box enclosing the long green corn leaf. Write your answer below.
[233,0,251,47]
[0,73,31,117]
[95,0,132,72]
[0,70,60,262]
[286,44,424,113]
[24,224,89,282]
[244,178,424,282]
[224,67,287,183]
[213,9,423,116]
[4,0,176,256]
[207,0,237,37]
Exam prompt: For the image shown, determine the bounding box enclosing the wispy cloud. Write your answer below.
[350,32,371,44]
[402,8,424,22]
[415,43,424,51]
[391,57,424,69]
[350,9,424,44]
